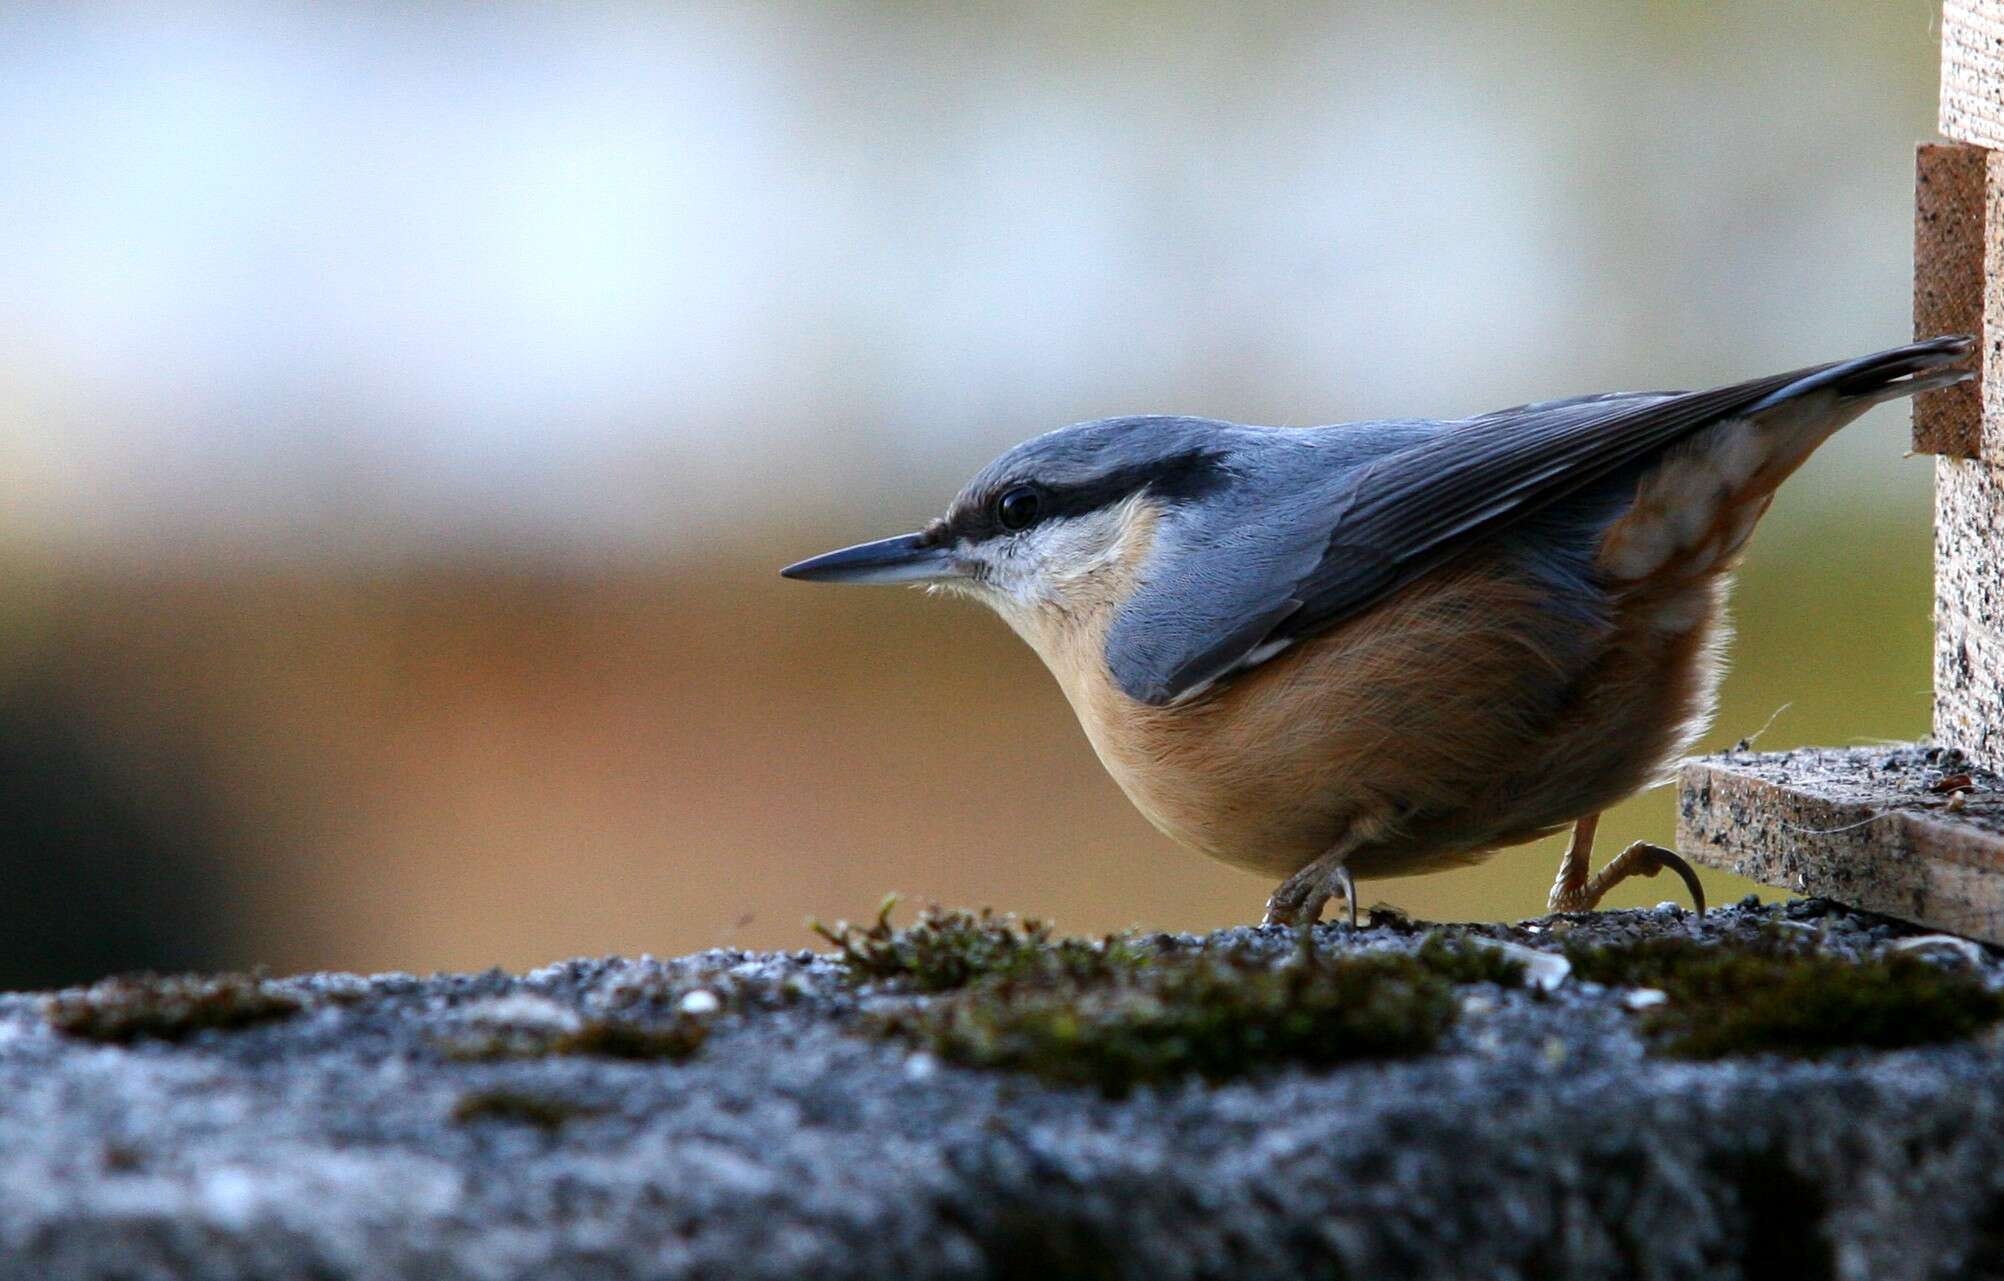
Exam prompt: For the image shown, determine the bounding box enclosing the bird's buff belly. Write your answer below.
[1059,567,1725,884]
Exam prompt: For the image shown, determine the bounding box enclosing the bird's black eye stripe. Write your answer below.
[947,447,1227,546]
[995,485,1042,531]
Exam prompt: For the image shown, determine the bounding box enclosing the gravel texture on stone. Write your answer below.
[5,899,2004,1281]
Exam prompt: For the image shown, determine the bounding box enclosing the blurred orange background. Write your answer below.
[0,3,1946,982]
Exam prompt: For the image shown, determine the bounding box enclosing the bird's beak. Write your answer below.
[779,532,957,585]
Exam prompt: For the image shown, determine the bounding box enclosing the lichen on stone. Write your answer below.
[43,972,302,1044]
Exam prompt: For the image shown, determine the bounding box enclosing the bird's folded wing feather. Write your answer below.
[1106,360,1837,706]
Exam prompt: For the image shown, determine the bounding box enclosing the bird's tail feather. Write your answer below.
[1745,335,1975,415]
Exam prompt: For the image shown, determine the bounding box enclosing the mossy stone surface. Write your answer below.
[811,899,1146,992]
[449,1088,602,1130]
[877,943,1458,1095]
[0,899,2002,1280]
[42,972,301,1044]
[1565,930,2004,1059]
[829,911,1530,1094]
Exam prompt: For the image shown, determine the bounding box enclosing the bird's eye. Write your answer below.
[996,485,1041,532]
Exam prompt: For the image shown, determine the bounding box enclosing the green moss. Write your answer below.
[555,1016,709,1060]
[450,1089,601,1130]
[811,898,1145,993]
[814,905,1546,1094]
[439,1014,708,1062]
[1566,933,2004,1059]
[1563,935,1735,989]
[875,938,1457,1096]
[1643,951,2002,1060]
[43,972,301,1044]
[1413,933,1527,988]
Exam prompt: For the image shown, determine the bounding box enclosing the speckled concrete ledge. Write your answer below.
[1679,745,2004,942]
[1,900,2004,1281]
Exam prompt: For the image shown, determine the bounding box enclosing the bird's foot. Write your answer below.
[1549,840,1706,917]
[1263,858,1358,929]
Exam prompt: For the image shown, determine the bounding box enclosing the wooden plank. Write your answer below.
[1915,142,1987,457]
[1942,0,2004,149]
[1678,748,2004,942]
[1937,456,2004,771]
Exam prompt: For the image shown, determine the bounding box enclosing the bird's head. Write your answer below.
[781,417,1231,633]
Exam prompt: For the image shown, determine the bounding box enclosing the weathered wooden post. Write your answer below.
[1676,0,2004,939]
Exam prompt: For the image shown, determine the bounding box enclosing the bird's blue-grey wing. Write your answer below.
[1104,354,1882,706]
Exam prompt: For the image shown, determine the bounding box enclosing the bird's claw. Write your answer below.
[1626,841,1708,917]
[1551,839,1707,917]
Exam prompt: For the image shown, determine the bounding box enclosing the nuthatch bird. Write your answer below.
[782,337,1974,927]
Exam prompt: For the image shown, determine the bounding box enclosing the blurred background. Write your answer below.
[0,2,1950,985]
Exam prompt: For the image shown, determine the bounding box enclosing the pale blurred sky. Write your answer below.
[0,2,1946,559]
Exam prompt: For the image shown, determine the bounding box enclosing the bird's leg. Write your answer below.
[1547,814,1599,912]
[1265,851,1359,929]
[1548,813,1705,916]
